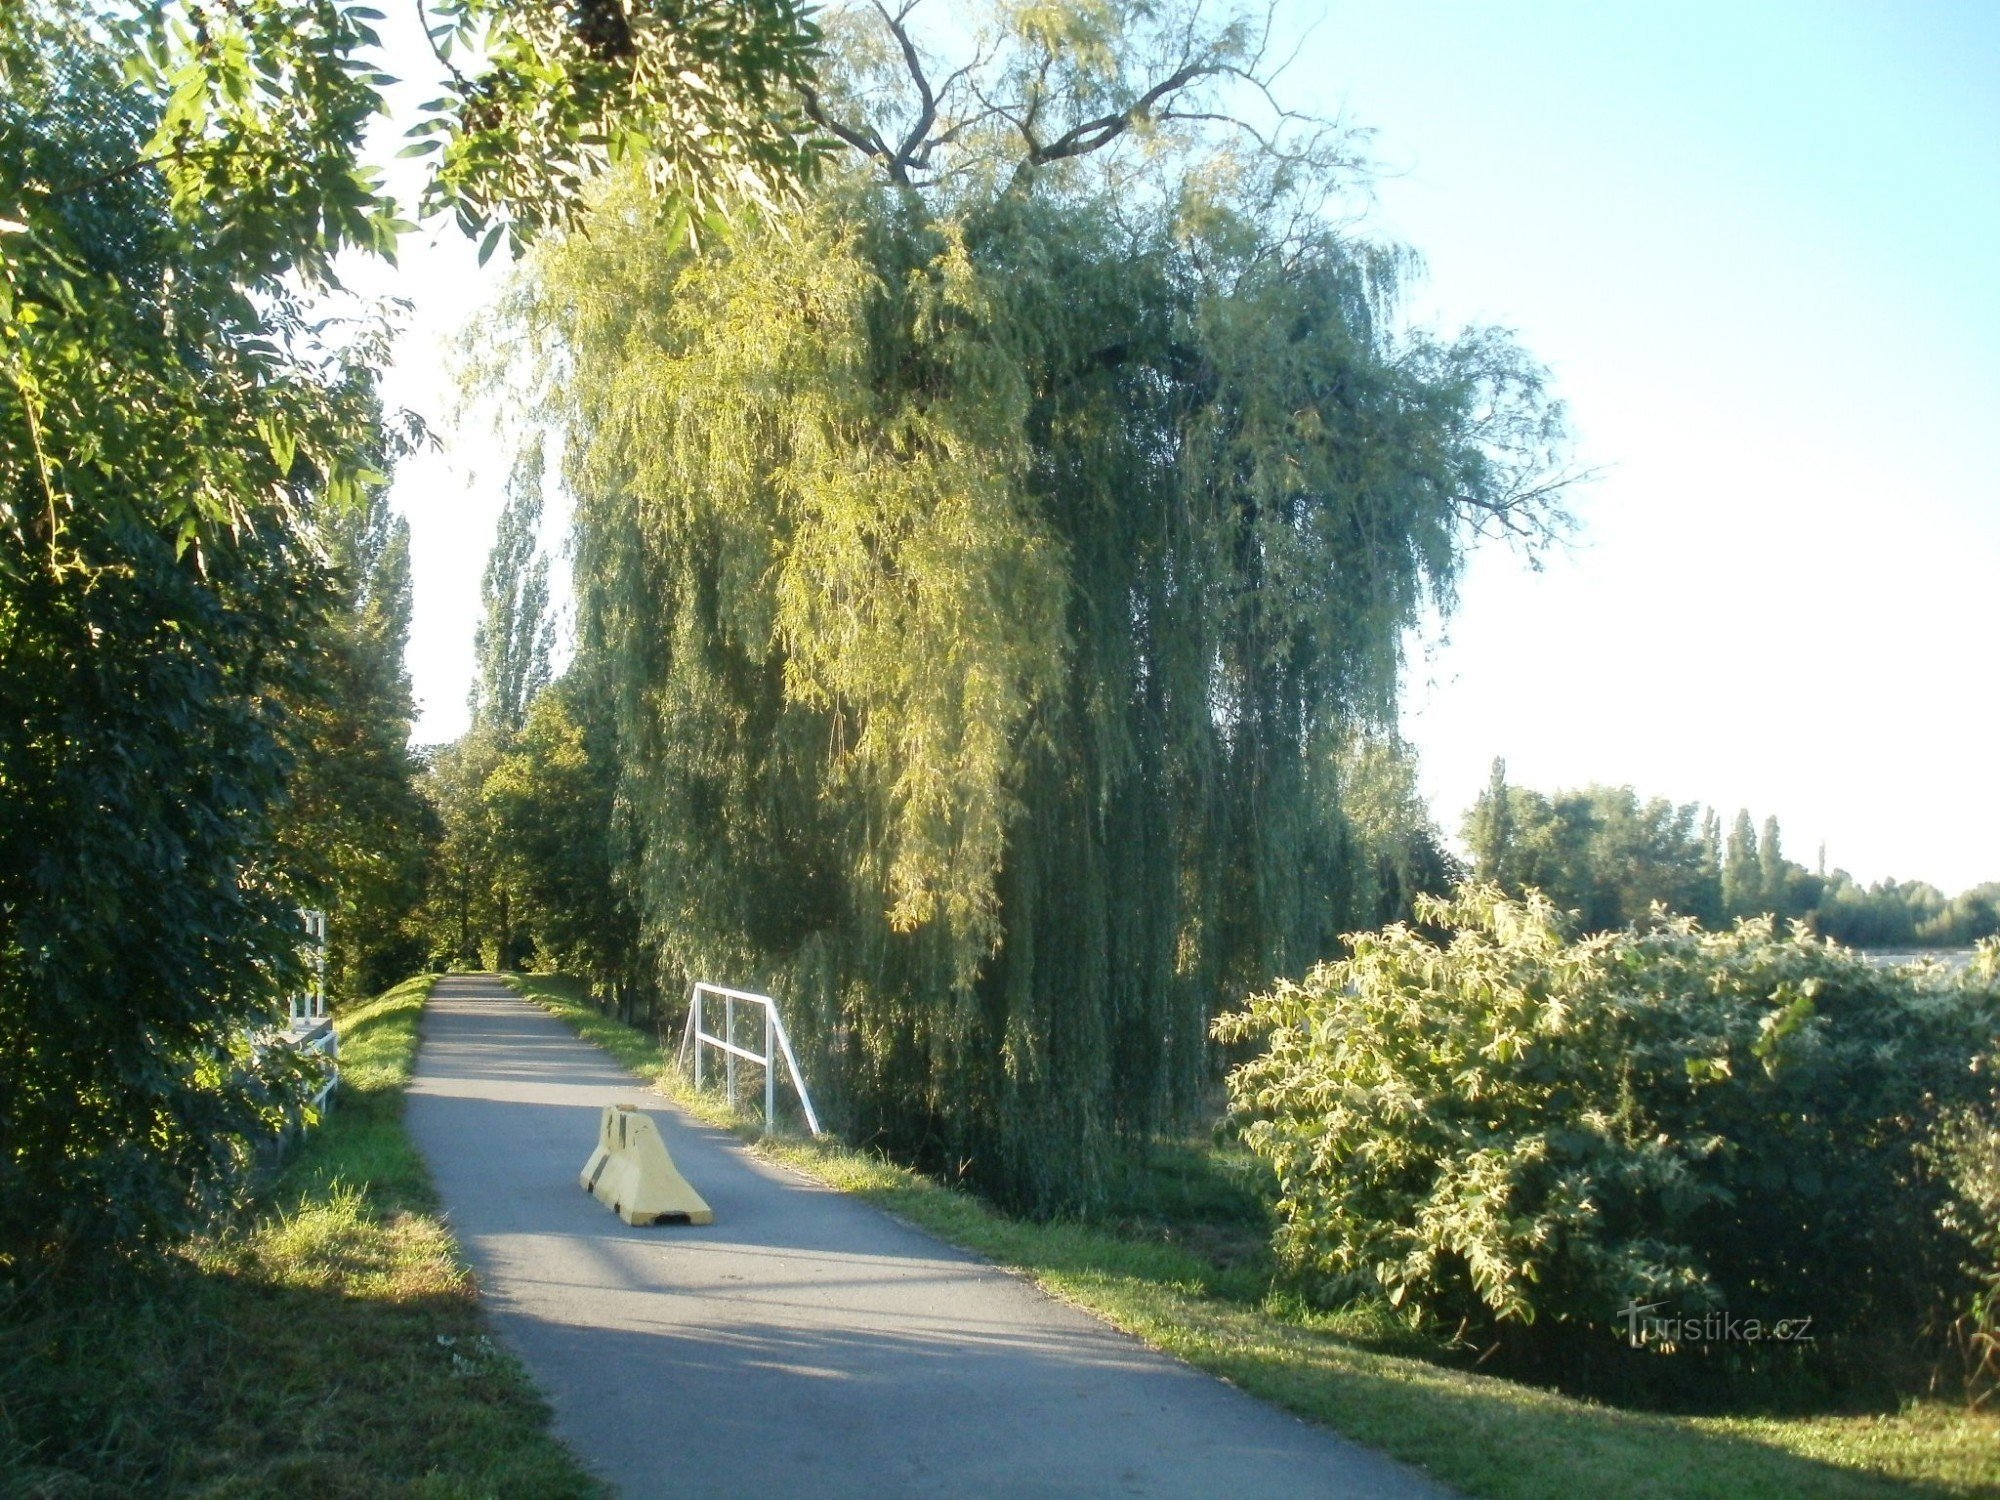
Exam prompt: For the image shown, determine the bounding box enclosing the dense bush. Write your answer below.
[1932,942,2000,1403]
[0,503,327,1270]
[1,8,381,1276]
[1215,888,2000,1372]
[1935,1105,2000,1404]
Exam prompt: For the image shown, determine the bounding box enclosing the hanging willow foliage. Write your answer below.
[500,1,1570,1214]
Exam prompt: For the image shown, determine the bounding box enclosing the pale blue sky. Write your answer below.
[362,1,1999,891]
[1292,1,1999,889]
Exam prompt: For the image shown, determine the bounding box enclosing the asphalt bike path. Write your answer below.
[405,975,1448,1498]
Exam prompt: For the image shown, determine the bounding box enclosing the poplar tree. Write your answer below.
[509,0,1572,1212]
[469,440,554,737]
[1724,809,1762,918]
[1698,807,1725,925]
[275,489,432,992]
[1470,758,1515,883]
[1759,815,1787,919]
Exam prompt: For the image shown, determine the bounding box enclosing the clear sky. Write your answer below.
[362,1,2000,892]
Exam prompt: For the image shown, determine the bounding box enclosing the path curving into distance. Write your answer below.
[405,975,1447,1499]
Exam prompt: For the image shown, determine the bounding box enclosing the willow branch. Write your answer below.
[800,84,895,171]
[875,2,934,180]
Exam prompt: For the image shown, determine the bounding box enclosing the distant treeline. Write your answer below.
[1465,760,1997,949]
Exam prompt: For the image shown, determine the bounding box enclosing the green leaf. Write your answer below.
[256,416,297,476]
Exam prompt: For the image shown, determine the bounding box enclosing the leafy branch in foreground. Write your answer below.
[414,0,826,256]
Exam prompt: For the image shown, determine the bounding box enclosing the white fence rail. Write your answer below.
[263,907,337,1119]
[676,982,821,1137]
[288,1016,340,1115]
[290,906,328,1028]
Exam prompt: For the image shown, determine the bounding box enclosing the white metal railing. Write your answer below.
[291,1018,340,1115]
[290,907,328,1028]
[676,982,821,1136]
[278,908,337,1116]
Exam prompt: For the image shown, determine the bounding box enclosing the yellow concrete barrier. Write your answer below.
[580,1104,714,1226]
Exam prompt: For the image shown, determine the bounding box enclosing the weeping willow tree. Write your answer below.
[501,0,1570,1213]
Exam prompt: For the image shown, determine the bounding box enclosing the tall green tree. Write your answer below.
[1469,757,1513,882]
[1723,808,1762,919]
[1461,780,1718,933]
[415,732,507,967]
[507,0,1571,1212]
[1699,807,1725,922]
[422,445,557,968]
[468,439,553,736]
[1759,814,1787,918]
[275,487,433,993]
[1336,733,1463,928]
[486,663,646,1007]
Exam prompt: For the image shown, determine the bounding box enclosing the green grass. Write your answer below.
[0,976,602,1498]
[506,970,2000,1500]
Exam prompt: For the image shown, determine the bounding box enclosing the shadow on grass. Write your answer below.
[2,1252,592,1498]
[0,975,601,1499]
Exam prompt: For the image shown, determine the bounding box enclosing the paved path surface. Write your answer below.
[406,975,1446,1499]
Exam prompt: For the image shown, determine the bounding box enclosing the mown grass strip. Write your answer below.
[506,970,2000,1500]
[1,976,602,1498]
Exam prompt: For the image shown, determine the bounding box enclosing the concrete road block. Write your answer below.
[580,1103,714,1225]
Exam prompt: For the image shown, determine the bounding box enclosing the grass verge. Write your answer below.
[506,970,2000,1500]
[0,975,602,1498]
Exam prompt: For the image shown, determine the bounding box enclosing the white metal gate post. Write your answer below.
[290,908,328,1028]
[725,993,737,1106]
[273,908,337,1115]
[312,909,327,1020]
[764,1005,775,1127]
[692,989,704,1089]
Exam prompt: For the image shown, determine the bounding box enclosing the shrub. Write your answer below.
[1214,888,2000,1371]
[1933,939,2000,1404]
[1934,1105,2000,1404]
